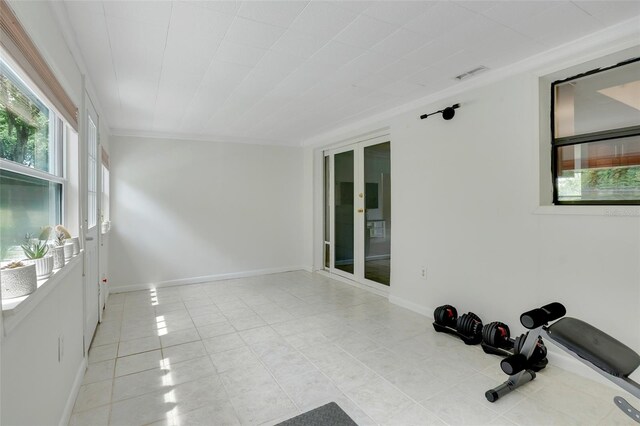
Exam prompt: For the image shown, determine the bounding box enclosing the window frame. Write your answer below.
[0,53,68,261]
[550,56,640,205]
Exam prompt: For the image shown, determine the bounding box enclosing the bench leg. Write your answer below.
[615,396,640,423]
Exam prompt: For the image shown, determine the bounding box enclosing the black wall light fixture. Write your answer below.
[420,103,460,120]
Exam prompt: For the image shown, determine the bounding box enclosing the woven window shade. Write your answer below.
[0,0,78,129]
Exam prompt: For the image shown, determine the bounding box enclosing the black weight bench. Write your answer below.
[486,303,640,423]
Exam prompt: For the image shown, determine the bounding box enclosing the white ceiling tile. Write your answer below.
[403,2,478,41]
[289,1,358,39]
[363,1,435,26]
[64,0,640,145]
[573,1,640,26]
[270,29,329,59]
[402,38,465,70]
[376,58,426,80]
[237,1,309,27]
[201,59,253,89]
[380,79,426,97]
[309,41,366,67]
[355,72,395,90]
[514,3,603,47]
[481,1,562,28]
[169,2,234,40]
[256,50,305,75]
[102,0,173,27]
[186,0,241,16]
[455,1,501,14]
[334,15,398,50]
[224,17,286,49]
[333,1,374,15]
[160,32,220,81]
[215,40,268,67]
[339,51,396,76]
[370,28,430,58]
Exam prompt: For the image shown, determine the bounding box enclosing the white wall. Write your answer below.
[1,261,85,426]
[108,136,307,290]
[309,48,640,354]
[2,2,112,424]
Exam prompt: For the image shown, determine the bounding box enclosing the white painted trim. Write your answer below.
[2,253,83,335]
[315,269,389,297]
[59,356,87,426]
[109,265,309,293]
[301,18,640,148]
[388,295,433,318]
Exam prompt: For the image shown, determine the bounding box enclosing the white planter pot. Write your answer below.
[1,263,37,299]
[32,255,54,279]
[51,246,65,269]
[101,221,110,234]
[70,237,80,255]
[63,242,74,261]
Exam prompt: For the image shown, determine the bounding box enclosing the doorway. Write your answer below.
[324,137,391,290]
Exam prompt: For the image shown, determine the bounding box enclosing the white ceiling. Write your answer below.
[61,0,640,146]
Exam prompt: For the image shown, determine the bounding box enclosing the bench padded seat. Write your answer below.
[547,317,640,377]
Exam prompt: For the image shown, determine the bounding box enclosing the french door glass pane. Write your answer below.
[87,115,97,229]
[334,150,354,274]
[364,142,391,286]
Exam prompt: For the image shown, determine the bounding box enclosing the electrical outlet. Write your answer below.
[420,266,427,280]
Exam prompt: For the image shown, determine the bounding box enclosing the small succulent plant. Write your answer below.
[1,261,25,270]
[55,224,72,239]
[54,231,66,247]
[39,226,52,242]
[21,234,49,259]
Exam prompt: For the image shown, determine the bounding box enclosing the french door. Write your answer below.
[324,136,391,290]
[83,93,100,353]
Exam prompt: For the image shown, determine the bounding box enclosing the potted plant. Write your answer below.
[21,234,53,279]
[1,261,37,299]
[49,231,66,269]
[55,225,79,256]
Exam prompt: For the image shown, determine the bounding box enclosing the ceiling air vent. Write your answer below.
[455,66,489,81]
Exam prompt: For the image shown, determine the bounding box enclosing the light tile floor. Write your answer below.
[70,271,636,426]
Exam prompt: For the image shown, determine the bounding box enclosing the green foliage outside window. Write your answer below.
[0,73,50,171]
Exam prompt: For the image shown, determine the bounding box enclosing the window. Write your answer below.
[0,58,65,261]
[552,58,640,204]
[101,160,110,232]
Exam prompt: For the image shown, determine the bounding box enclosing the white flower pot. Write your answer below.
[51,246,65,269]
[1,263,37,299]
[32,255,54,279]
[101,221,110,234]
[70,237,80,256]
[63,242,74,261]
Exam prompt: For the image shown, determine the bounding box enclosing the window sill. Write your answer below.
[534,205,640,217]
[2,251,83,335]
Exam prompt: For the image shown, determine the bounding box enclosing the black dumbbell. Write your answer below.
[482,321,511,349]
[433,305,457,328]
[456,312,483,338]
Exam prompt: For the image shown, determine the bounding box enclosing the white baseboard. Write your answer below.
[59,357,87,426]
[109,265,309,293]
[388,295,433,318]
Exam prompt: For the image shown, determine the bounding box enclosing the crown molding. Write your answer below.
[301,17,640,148]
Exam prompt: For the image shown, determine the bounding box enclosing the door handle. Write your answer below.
[86,237,94,241]
[357,209,364,213]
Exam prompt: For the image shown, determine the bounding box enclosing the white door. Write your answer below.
[84,94,100,352]
[325,136,391,291]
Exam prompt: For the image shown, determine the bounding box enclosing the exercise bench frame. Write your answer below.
[485,302,640,423]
